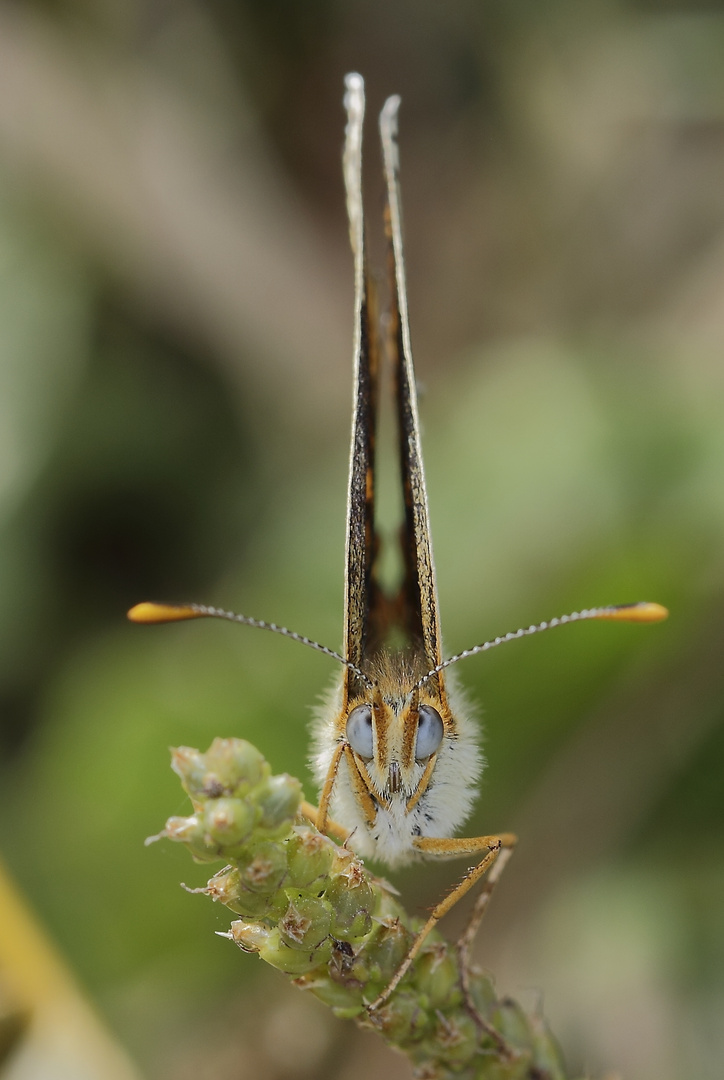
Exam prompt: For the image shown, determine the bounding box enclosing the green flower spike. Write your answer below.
[156,737,580,1080]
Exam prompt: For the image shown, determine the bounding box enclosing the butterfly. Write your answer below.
[129,73,667,1012]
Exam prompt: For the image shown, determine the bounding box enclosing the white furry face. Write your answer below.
[312,667,483,868]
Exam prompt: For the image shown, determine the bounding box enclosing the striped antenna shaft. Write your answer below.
[414,602,668,690]
[127,602,373,687]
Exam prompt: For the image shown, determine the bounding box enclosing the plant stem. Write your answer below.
[154,737,577,1080]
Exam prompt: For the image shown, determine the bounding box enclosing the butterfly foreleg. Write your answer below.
[300,736,349,842]
[367,831,517,1013]
[455,843,515,1007]
[299,799,350,843]
[314,739,347,836]
[301,740,375,843]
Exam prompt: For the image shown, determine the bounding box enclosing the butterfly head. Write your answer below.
[343,654,448,803]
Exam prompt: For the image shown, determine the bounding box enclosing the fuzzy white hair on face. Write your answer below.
[311,673,484,869]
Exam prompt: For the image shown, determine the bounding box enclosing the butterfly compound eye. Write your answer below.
[415,705,444,760]
[346,704,374,759]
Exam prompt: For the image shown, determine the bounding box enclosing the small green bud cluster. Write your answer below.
[159,738,572,1080]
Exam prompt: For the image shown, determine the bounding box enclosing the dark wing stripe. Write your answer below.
[342,74,377,698]
[380,95,443,674]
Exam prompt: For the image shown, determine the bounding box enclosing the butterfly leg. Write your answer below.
[300,742,364,843]
[456,843,515,1012]
[313,739,347,836]
[367,831,517,1013]
[299,799,350,844]
[309,741,378,843]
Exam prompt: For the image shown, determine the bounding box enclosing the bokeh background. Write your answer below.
[0,2,723,1078]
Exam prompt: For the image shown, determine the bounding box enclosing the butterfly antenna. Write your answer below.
[414,602,669,690]
[127,602,373,687]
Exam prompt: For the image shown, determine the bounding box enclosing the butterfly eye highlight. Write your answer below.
[415,705,444,760]
[346,704,374,759]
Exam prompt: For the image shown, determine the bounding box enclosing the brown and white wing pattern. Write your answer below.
[341,74,379,703]
[380,95,444,681]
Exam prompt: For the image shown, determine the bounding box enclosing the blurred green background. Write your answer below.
[0,1,723,1078]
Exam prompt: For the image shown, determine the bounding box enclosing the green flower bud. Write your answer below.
[466,970,498,1018]
[245,889,290,920]
[237,841,288,895]
[280,892,333,951]
[170,747,209,798]
[329,847,355,876]
[428,1012,478,1066]
[286,828,336,888]
[472,1051,534,1080]
[366,917,413,985]
[527,1016,567,1078]
[162,814,220,863]
[205,866,245,906]
[370,883,406,922]
[259,927,332,975]
[292,967,366,1019]
[255,774,302,833]
[491,998,533,1050]
[203,797,255,849]
[205,865,288,920]
[325,861,374,939]
[163,813,201,843]
[172,739,269,804]
[364,991,422,1044]
[228,918,270,953]
[414,944,459,1009]
[202,738,269,796]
